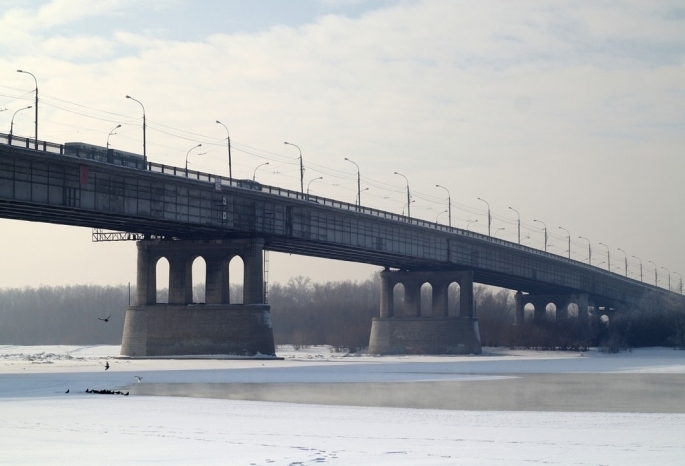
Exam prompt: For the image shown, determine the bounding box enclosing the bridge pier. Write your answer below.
[369,270,481,355]
[121,239,275,357]
[514,292,589,324]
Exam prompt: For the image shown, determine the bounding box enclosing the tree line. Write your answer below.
[0,277,683,350]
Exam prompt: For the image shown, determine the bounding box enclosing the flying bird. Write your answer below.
[98,314,111,322]
[65,389,69,394]
[104,361,110,370]
[134,376,143,383]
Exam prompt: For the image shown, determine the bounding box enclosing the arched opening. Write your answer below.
[420,282,433,316]
[545,303,556,322]
[523,303,535,323]
[567,303,579,318]
[155,257,169,304]
[393,283,405,316]
[600,314,610,326]
[229,255,244,304]
[191,256,206,303]
[447,282,460,316]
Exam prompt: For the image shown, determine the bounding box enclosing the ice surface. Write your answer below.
[1,345,684,465]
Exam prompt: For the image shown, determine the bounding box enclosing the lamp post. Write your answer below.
[632,255,643,282]
[674,272,683,294]
[436,210,448,224]
[17,70,37,149]
[185,143,202,171]
[402,200,415,216]
[216,120,232,180]
[648,260,658,286]
[107,124,121,149]
[661,267,671,291]
[394,172,411,218]
[578,236,591,265]
[436,184,451,227]
[284,142,304,194]
[357,187,369,205]
[494,227,505,238]
[533,219,547,252]
[477,198,491,236]
[558,226,570,258]
[508,207,520,244]
[467,219,478,231]
[307,176,323,197]
[9,105,32,142]
[617,248,628,277]
[252,162,269,181]
[598,242,610,272]
[344,158,361,206]
[125,95,146,167]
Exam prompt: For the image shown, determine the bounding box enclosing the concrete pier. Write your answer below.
[121,239,275,357]
[369,270,482,355]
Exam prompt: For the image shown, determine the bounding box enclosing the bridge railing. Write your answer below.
[0,132,654,289]
[0,133,64,154]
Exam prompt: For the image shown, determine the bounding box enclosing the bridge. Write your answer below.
[1,133,681,356]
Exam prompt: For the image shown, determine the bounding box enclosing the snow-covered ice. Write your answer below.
[1,345,684,465]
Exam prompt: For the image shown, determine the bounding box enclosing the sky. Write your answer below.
[0,0,683,290]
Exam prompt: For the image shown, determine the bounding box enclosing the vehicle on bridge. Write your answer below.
[64,142,146,170]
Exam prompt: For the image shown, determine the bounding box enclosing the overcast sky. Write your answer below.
[0,0,683,291]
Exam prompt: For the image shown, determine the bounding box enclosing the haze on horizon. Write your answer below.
[0,0,683,290]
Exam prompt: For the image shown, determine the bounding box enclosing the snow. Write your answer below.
[1,345,685,465]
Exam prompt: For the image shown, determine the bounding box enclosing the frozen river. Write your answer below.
[1,345,684,465]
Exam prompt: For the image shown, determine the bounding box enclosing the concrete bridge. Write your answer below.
[0,134,681,356]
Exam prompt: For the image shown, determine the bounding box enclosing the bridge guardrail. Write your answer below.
[0,132,660,291]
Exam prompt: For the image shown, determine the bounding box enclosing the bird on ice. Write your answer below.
[104,361,110,370]
[65,389,69,394]
[98,314,111,322]
[134,376,143,383]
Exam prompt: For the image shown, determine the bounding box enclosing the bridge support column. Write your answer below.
[514,291,524,325]
[121,238,275,357]
[369,270,481,355]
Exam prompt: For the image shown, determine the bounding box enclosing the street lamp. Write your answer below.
[661,267,671,291]
[216,120,232,180]
[358,187,369,205]
[477,198,491,236]
[17,70,38,149]
[252,162,269,181]
[307,176,323,197]
[674,272,683,294]
[402,199,415,216]
[107,124,121,149]
[9,105,32,142]
[494,227,505,238]
[533,219,547,252]
[598,243,610,272]
[467,219,478,231]
[648,260,658,286]
[617,248,628,277]
[632,255,643,282]
[578,236,592,265]
[185,143,202,171]
[284,142,304,194]
[436,185,451,227]
[558,226,570,258]
[394,172,411,218]
[508,207,520,244]
[125,95,146,168]
[436,210,448,224]
[344,158,361,206]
